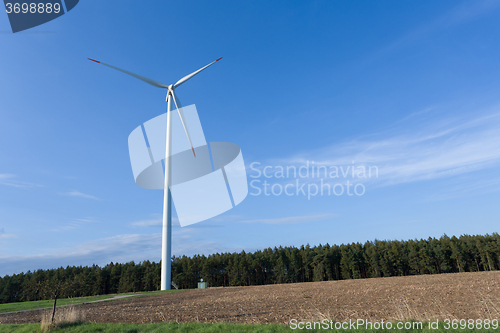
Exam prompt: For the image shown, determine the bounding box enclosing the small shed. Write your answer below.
[198,278,208,289]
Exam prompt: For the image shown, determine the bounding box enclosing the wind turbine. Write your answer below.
[88,57,223,290]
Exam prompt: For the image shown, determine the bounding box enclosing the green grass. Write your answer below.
[0,290,184,314]
[0,323,291,332]
[0,322,497,333]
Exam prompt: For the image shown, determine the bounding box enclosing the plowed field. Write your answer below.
[1,271,498,325]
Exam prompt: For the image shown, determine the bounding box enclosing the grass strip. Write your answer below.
[0,322,498,333]
[0,290,184,314]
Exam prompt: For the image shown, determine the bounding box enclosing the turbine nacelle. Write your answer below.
[166,84,174,101]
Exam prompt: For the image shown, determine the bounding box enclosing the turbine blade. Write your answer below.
[174,57,222,88]
[87,58,169,89]
[170,90,196,157]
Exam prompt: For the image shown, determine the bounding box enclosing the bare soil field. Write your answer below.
[1,271,499,325]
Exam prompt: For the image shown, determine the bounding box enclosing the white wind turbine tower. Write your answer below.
[88,57,223,290]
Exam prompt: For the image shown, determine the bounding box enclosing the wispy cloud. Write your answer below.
[130,219,160,227]
[206,215,244,223]
[130,218,179,228]
[0,234,18,240]
[420,175,500,202]
[0,174,42,188]
[0,228,17,240]
[0,233,160,276]
[130,213,328,228]
[130,215,231,228]
[373,1,500,58]
[62,190,100,200]
[270,110,500,188]
[52,217,99,232]
[241,214,335,225]
[0,233,244,276]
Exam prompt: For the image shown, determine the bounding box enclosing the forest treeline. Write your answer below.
[1,233,499,304]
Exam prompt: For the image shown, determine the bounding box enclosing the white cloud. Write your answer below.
[241,214,335,225]
[269,111,500,188]
[0,173,42,188]
[0,233,245,276]
[0,234,17,239]
[130,215,229,228]
[0,228,17,240]
[130,218,179,228]
[52,217,99,232]
[205,215,244,223]
[372,1,500,60]
[0,234,159,276]
[129,213,331,227]
[63,190,100,200]
[72,218,99,223]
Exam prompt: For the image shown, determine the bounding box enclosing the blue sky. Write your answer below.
[1,1,500,276]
